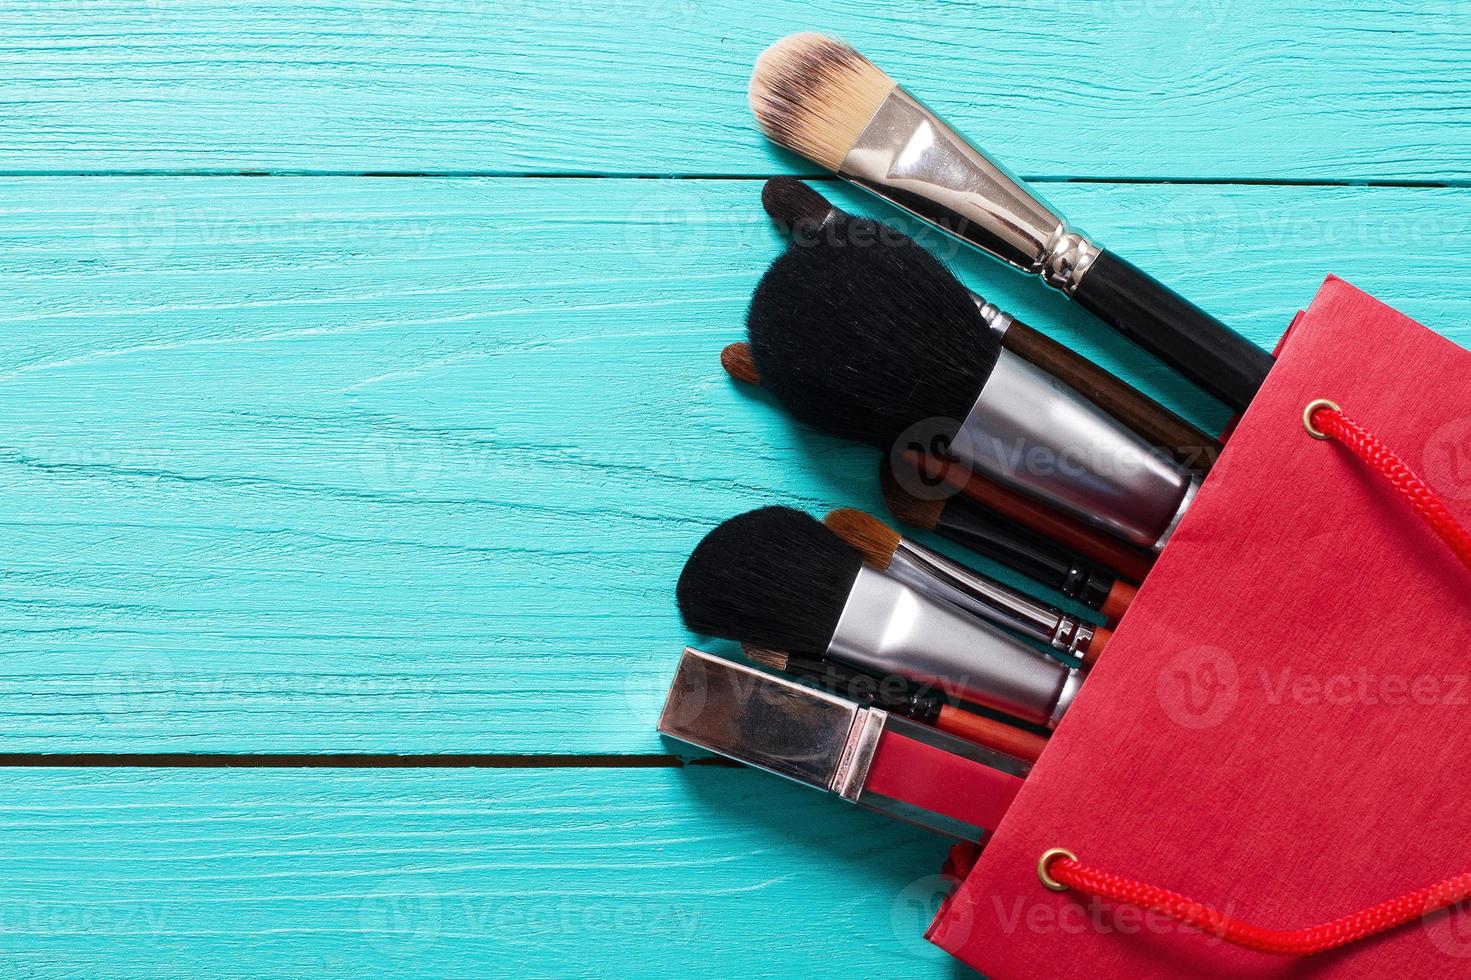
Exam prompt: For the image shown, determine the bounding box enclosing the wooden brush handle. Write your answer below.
[1072,251,1274,414]
[1002,318,1222,473]
[904,450,1154,584]
[936,705,1046,764]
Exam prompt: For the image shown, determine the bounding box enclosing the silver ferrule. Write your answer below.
[827,566,1081,729]
[950,349,1200,553]
[973,293,1013,342]
[840,88,1101,294]
[889,538,1090,658]
[657,648,1027,840]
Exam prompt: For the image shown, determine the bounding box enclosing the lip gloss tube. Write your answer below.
[658,648,1028,841]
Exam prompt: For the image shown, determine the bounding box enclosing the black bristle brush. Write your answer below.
[746,220,1201,554]
[759,178,1222,473]
[677,506,1081,728]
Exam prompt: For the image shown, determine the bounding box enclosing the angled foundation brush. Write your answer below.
[743,644,1047,763]
[825,508,1111,666]
[677,506,1081,728]
[750,35,1275,413]
[761,178,1222,473]
[880,464,1137,623]
[747,220,1201,553]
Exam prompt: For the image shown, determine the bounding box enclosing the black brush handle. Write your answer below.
[1072,251,1274,414]
[940,495,1113,612]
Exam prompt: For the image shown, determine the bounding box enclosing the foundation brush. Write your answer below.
[677,506,1081,728]
[742,644,1047,764]
[824,508,1110,666]
[746,218,1201,554]
[750,34,1275,413]
[761,178,1221,473]
[880,464,1136,623]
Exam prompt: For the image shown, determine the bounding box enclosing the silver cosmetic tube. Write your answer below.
[840,88,1101,295]
[885,538,1094,658]
[658,648,1028,840]
[950,349,1199,552]
[827,565,1081,729]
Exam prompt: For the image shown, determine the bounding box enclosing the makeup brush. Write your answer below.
[879,464,1137,623]
[824,508,1111,666]
[749,34,1275,413]
[718,341,1153,582]
[760,178,1222,473]
[677,506,1081,728]
[899,450,1155,584]
[747,219,1201,553]
[743,644,1047,764]
[720,342,761,386]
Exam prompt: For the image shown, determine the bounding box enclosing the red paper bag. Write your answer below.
[928,276,1471,978]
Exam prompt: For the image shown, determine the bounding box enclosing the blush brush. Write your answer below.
[746,219,1201,553]
[677,506,1081,728]
[750,34,1275,413]
[880,464,1137,623]
[719,340,1154,583]
[742,644,1047,764]
[824,508,1110,666]
[761,178,1222,473]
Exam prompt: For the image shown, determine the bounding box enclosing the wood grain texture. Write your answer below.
[0,765,957,977]
[3,176,1471,753]
[0,0,1468,179]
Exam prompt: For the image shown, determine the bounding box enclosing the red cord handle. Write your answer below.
[1037,401,1471,956]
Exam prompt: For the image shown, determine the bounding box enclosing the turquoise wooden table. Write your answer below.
[2,2,1469,975]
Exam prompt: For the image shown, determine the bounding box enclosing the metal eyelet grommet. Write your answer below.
[1037,847,1077,892]
[1302,398,1341,441]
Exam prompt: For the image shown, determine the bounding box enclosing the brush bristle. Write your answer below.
[720,342,761,385]
[741,644,790,671]
[749,33,895,172]
[823,508,900,570]
[746,213,999,448]
[761,177,838,237]
[676,506,863,653]
[879,462,945,530]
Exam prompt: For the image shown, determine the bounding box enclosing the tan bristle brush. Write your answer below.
[825,508,1109,667]
[720,343,761,385]
[742,644,1046,764]
[749,34,1274,414]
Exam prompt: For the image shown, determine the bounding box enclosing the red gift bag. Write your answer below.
[928,276,1471,978]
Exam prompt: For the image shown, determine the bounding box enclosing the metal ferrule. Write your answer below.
[888,539,1092,658]
[972,294,1014,342]
[840,88,1101,294]
[658,648,1028,840]
[950,349,1200,553]
[827,566,1081,729]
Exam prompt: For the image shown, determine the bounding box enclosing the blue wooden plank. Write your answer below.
[1,177,1470,753]
[0,766,958,978]
[0,1,1467,179]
